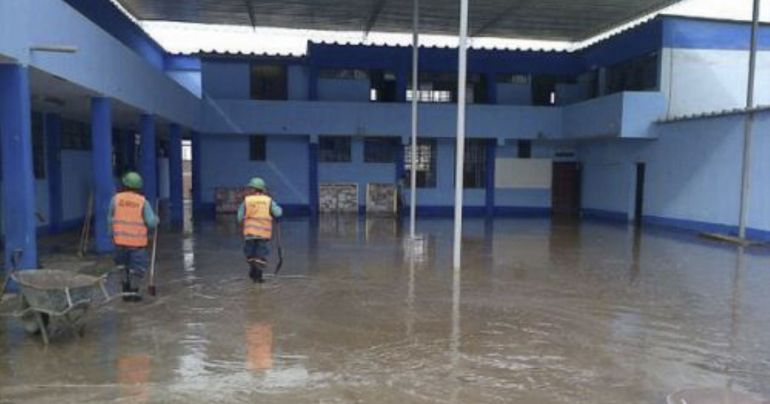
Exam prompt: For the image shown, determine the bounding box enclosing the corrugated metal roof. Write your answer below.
[658,105,770,124]
[115,0,684,41]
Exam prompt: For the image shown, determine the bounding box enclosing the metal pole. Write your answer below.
[409,0,419,239]
[738,0,761,239]
[452,0,469,270]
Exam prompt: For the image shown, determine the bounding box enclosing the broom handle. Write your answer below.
[148,201,159,289]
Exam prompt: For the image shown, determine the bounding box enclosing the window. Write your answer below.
[463,140,487,188]
[370,70,397,102]
[406,87,453,103]
[518,140,532,158]
[319,69,369,80]
[497,74,530,84]
[31,114,45,179]
[404,139,437,188]
[249,135,266,161]
[250,64,287,100]
[407,73,488,103]
[606,52,658,94]
[61,119,91,150]
[319,136,352,162]
[364,137,397,163]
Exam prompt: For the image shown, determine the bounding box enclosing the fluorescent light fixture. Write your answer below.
[30,45,79,53]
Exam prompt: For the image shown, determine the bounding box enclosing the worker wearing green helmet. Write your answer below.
[107,171,159,301]
[237,177,283,283]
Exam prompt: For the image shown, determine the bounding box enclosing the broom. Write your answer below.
[147,201,160,296]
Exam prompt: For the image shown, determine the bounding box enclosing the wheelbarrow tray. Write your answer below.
[10,269,110,344]
[12,270,102,315]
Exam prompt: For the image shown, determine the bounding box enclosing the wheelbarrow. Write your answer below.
[8,269,126,344]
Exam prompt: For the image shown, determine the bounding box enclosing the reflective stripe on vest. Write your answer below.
[113,192,148,247]
[243,194,273,239]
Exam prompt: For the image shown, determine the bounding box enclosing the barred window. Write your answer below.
[319,136,352,163]
[250,64,287,100]
[404,139,437,188]
[463,139,487,188]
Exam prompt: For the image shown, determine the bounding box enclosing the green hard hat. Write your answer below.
[247,177,266,191]
[122,171,143,189]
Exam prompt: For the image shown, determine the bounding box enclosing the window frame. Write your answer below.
[462,139,487,189]
[249,63,288,100]
[319,136,352,163]
[404,138,437,188]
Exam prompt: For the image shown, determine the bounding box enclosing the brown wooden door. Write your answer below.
[551,162,581,215]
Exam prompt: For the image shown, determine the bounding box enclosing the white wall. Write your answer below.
[660,48,770,118]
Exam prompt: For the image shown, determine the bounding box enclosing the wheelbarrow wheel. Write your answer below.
[19,297,49,335]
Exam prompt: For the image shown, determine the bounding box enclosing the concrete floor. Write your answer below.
[1,216,770,403]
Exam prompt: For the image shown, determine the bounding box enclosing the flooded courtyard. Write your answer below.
[1,217,769,403]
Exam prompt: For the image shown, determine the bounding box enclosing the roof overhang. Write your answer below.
[115,0,684,41]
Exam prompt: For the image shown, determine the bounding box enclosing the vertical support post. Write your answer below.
[485,139,496,218]
[91,97,115,253]
[738,0,761,239]
[0,64,37,271]
[308,136,319,217]
[409,0,420,239]
[452,0,469,270]
[168,123,184,226]
[45,113,62,233]
[140,114,157,208]
[191,131,203,217]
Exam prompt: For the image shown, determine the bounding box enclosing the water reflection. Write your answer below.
[117,354,151,403]
[318,214,359,239]
[246,322,273,372]
[450,265,461,404]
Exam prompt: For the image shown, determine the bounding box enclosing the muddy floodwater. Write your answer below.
[2,217,770,403]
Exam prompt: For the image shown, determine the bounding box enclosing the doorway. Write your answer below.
[551,162,581,216]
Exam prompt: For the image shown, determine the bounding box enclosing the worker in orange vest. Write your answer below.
[108,172,158,301]
[237,177,283,283]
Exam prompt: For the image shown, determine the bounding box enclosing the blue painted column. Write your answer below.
[168,123,183,225]
[308,136,319,217]
[485,138,496,218]
[0,65,37,271]
[91,97,115,253]
[45,113,63,233]
[139,114,157,207]
[191,131,202,217]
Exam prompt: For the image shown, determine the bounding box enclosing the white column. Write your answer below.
[452,0,469,269]
[409,0,420,239]
[738,0,761,239]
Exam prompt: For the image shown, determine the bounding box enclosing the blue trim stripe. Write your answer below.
[581,208,629,222]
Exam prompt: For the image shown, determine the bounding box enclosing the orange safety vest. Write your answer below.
[112,192,149,248]
[243,194,273,239]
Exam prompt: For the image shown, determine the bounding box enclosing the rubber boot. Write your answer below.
[255,261,266,284]
[248,262,259,283]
